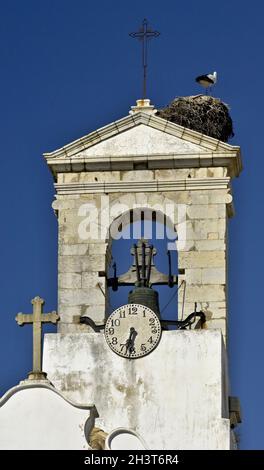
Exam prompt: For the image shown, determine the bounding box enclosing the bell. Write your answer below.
[128,286,160,317]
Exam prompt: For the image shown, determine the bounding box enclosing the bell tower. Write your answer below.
[43,98,242,449]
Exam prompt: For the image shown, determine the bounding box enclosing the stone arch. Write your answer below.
[103,196,179,319]
[103,193,178,246]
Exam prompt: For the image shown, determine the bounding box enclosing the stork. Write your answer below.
[195,71,217,95]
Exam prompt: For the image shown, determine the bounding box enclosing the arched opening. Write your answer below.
[106,208,180,325]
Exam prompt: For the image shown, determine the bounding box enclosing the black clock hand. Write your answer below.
[125,327,137,355]
[119,328,136,354]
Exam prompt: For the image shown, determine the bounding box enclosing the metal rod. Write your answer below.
[134,244,141,283]
[114,279,178,287]
[112,262,118,291]
[161,311,206,330]
[142,19,147,99]
[142,242,146,286]
[146,245,153,287]
[167,250,173,287]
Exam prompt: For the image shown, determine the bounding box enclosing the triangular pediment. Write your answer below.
[83,124,207,157]
[44,111,242,177]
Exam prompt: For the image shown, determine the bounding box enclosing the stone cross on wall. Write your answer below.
[16,296,59,380]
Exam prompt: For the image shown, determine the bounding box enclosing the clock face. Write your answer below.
[104,303,162,359]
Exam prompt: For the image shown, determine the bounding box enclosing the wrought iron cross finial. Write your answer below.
[129,19,160,99]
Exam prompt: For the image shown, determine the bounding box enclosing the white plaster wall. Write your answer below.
[0,384,96,450]
[43,329,231,450]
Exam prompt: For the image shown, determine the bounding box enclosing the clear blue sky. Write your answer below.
[0,0,262,449]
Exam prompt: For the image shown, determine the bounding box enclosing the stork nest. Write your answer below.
[157,95,234,142]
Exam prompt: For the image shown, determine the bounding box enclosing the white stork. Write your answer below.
[195,71,217,94]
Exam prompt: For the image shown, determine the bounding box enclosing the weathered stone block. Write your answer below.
[82,304,106,323]
[154,169,178,180]
[208,190,232,204]
[195,240,226,251]
[112,193,137,207]
[194,219,226,240]
[207,167,227,177]
[147,193,166,207]
[58,256,82,273]
[190,193,209,205]
[200,302,227,320]
[185,268,202,284]
[183,219,226,241]
[88,243,107,255]
[162,191,191,204]
[79,171,121,182]
[181,285,226,302]
[135,192,149,206]
[81,272,105,289]
[177,302,226,322]
[58,273,82,289]
[58,322,90,334]
[174,168,195,179]
[82,254,106,271]
[63,173,79,183]
[122,170,154,181]
[201,268,226,284]
[207,318,227,333]
[52,199,77,211]
[60,244,88,256]
[194,168,208,178]
[187,204,226,220]
[58,304,83,322]
[177,240,195,252]
[208,232,219,240]
[59,287,104,306]
[179,251,225,268]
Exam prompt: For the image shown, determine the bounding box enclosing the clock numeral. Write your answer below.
[143,310,146,318]
[111,319,120,327]
[147,336,153,344]
[108,327,114,335]
[120,344,136,355]
[119,311,126,319]
[151,327,157,334]
[141,343,147,352]
[149,318,155,326]
[111,337,118,345]
[128,306,138,315]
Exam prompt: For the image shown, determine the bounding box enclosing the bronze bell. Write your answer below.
[128,286,160,318]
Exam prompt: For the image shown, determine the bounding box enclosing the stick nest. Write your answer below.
[157,95,234,142]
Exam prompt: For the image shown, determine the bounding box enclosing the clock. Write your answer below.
[104,303,162,359]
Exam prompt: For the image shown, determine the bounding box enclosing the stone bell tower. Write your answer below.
[43,98,242,449]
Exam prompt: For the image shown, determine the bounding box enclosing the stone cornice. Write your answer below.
[47,152,241,179]
[55,177,231,195]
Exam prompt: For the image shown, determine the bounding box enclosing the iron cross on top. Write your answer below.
[16,296,59,379]
[129,19,160,99]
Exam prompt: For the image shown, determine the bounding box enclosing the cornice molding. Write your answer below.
[55,177,231,195]
[47,152,241,179]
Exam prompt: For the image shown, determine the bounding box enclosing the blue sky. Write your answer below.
[0,0,263,449]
